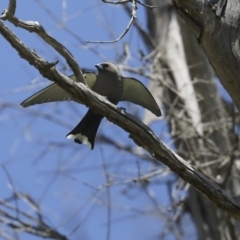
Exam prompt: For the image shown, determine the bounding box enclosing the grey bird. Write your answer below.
[21,62,161,149]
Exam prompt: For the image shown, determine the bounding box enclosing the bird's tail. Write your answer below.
[66,109,103,150]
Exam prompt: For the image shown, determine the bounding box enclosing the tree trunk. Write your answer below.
[144,0,240,239]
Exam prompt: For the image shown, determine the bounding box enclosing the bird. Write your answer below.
[21,62,161,149]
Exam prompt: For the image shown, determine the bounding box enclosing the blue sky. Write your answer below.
[0,1,195,239]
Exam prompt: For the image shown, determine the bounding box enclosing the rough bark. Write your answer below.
[144,0,240,239]
[173,0,240,112]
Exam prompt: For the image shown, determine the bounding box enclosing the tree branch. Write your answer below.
[86,15,135,44]
[87,0,137,43]
[0,0,85,84]
[102,0,158,8]
[1,16,240,220]
[172,0,240,112]
[86,0,157,43]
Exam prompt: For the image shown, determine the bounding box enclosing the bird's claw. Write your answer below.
[118,107,126,113]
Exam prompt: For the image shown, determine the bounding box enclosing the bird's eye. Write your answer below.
[102,64,109,68]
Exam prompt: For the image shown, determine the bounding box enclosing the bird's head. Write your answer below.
[95,62,119,75]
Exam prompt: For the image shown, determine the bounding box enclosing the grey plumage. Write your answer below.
[21,72,97,107]
[66,62,123,149]
[21,62,161,149]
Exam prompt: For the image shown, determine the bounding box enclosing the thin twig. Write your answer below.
[102,0,130,4]
[102,0,158,8]
[86,14,135,44]
[87,0,157,43]
[101,148,112,240]
[87,0,137,43]
[0,0,85,84]
[221,104,239,187]
[136,1,158,8]
[1,165,19,220]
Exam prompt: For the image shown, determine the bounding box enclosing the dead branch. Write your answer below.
[1,7,240,221]
[172,0,240,112]
[0,0,84,84]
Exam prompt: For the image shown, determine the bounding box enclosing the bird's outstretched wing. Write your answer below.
[121,77,161,117]
[21,72,97,107]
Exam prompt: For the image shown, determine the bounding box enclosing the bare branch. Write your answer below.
[1,19,240,220]
[102,0,130,4]
[1,0,16,18]
[86,0,157,43]
[172,0,240,112]
[87,0,137,43]
[0,0,85,84]
[86,16,134,44]
[0,194,68,239]
[136,1,158,9]
[102,0,158,8]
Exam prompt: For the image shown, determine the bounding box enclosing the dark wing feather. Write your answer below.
[120,77,161,117]
[21,72,97,107]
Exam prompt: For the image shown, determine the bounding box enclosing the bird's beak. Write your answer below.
[95,64,103,71]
